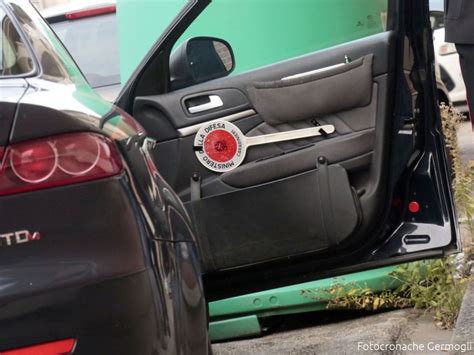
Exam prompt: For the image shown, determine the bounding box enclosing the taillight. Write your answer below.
[1,338,76,355]
[0,133,123,196]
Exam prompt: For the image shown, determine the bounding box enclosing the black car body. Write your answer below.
[0,0,461,354]
[0,1,208,354]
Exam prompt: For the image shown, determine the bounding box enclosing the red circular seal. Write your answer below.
[204,129,238,162]
[194,120,246,172]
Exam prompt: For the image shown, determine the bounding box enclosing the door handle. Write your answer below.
[188,95,223,114]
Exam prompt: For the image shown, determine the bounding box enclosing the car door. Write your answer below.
[117,0,460,300]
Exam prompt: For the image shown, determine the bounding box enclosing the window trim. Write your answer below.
[0,2,39,80]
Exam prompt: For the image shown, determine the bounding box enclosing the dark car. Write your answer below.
[0,0,461,354]
[0,1,208,354]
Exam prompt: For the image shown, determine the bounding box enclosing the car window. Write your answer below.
[0,7,34,76]
[170,0,388,89]
[51,13,120,88]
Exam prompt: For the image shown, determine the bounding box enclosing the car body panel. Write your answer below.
[94,83,121,101]
[208,265,399,341]
[0,79,28,147]
[0,1,209,353]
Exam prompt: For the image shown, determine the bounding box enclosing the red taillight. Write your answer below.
[1,338,76,355]
[56,134,101,175]
[0,133,123,196]
[10,141,57,183]
[65,5,116,20]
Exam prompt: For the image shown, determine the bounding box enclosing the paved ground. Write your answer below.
[212,309,455,354]
[458,121,473,166]
[450,281,474,354]
[213,310,410,354]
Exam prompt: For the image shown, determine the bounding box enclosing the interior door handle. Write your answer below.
[188,95,223,114]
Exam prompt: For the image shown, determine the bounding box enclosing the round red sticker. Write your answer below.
[204,129,238,162]
[194,120,245,172]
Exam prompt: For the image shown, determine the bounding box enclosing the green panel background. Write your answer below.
[117,0,387,83]
[116,0,186,83]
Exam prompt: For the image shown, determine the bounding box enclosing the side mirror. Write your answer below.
[170,37,235,90]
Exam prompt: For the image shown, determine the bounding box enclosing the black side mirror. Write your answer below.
[170,37,235,90]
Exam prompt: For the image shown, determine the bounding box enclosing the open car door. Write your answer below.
[117,0,460,301]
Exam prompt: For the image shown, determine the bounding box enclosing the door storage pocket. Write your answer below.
[247,54,373,126]
[185,164,361,272]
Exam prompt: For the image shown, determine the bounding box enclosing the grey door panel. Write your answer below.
[222,129,375,188]
[242,83,379,164]
[246,54,373,125]
[133,31,394,138]
[132,31,396,272]
[185,164,360,271]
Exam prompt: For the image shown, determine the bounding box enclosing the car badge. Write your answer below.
[0,230,41,248]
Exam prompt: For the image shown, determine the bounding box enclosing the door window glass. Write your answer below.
[51,14,120,88]
[0,7,33,77]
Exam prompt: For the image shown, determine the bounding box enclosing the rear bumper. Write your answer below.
[0,269,166,355]
[0,172,209,354]
[0,176,162,354]
[0,176,147,300]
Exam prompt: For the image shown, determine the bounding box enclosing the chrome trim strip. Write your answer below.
[245,124,335,147]
[177,109,257,137]
[282,63,345,80]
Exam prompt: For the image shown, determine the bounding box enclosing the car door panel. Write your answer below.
[246,54,373,125]
[133,31,394,136]
[186,163,360,270]
[116,0,461,299]
[181,88,250,119]
[134,31,394,189]
[237,83,379,177]
[223,129,375,188]
[130,31,396,272]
